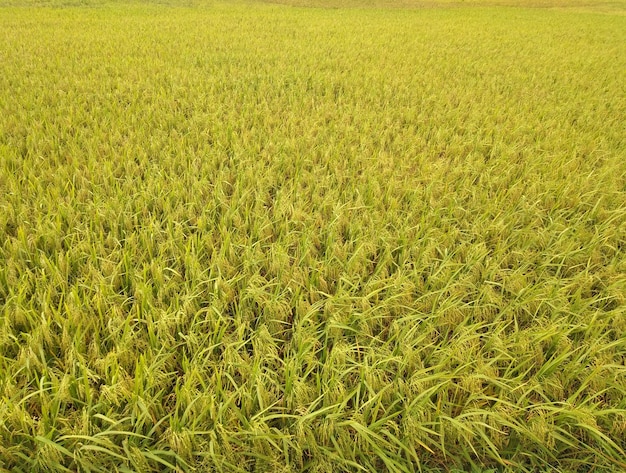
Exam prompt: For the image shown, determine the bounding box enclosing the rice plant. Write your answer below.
[0,0,625,471]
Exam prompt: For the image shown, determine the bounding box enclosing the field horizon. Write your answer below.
[2,0,626,11]
[1,0,625,471]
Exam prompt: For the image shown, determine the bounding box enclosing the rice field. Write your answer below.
[0,0,625,471]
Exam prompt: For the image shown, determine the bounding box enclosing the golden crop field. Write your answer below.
[0,0,625,471]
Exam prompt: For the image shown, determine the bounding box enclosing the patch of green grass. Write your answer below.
[0,0,625,471]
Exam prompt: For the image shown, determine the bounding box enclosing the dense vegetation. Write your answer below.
[1,0,625,471]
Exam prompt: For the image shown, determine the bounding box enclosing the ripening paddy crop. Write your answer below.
[0,0,625,471]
